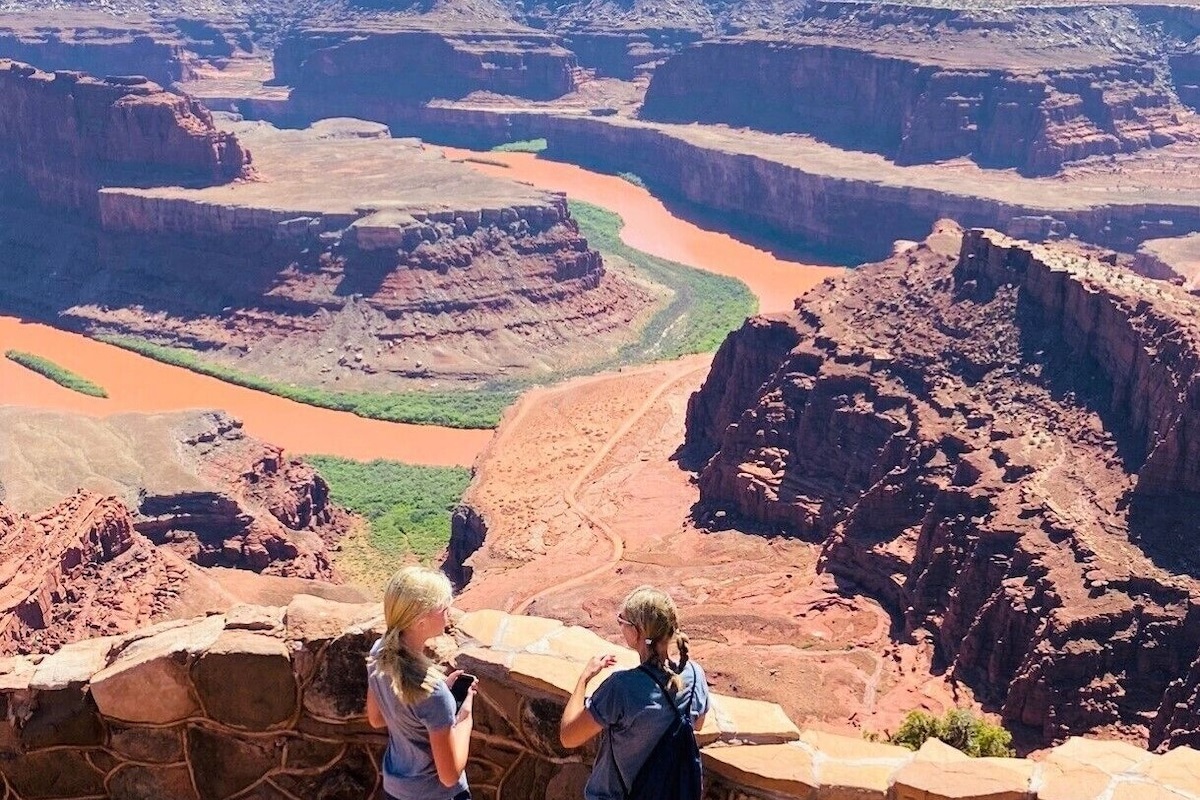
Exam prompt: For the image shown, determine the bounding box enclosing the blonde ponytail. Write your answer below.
[621,585,688,695]
[370,566,453,705]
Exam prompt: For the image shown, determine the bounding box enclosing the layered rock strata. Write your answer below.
[0,83,648,386]
[0,409,353,653]
[686,223,1200,746]
[3,601,1197,799]
[558,27,700,79]
[0,12,205,87]
[257,101,1200,260]
[0,59,250,215]
[642,38,1200,175]
[279,26,578,103]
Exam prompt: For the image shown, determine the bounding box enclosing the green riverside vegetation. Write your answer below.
[490,138,548,153]
[306,455,471,571]
[96,335,515,429]
[885,709,1014,757]
[94,198,756,428]
[5,349,108,398]
[570,200,757,360]
[617,171,647,189]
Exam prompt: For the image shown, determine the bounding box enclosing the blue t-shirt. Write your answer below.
[585,661,710,800]
[368,638,469,800]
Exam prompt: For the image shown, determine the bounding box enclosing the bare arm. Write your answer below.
[366,684,387,729]
[560,654,615,749]
[429,671,476,787]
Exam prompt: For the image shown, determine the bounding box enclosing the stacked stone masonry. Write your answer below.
[1,600,1198,799]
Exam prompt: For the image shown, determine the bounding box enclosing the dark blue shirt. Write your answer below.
[585,661,710,800]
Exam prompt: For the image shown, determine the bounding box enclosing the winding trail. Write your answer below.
[510,361,707,615]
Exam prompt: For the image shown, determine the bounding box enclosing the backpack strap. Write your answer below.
[637,662,698,725]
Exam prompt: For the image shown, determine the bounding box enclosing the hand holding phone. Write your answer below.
[450,672,477,710]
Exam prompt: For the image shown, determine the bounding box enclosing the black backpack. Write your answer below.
[610,663,703,800]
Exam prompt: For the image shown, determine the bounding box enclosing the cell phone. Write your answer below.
[450,673,477,708]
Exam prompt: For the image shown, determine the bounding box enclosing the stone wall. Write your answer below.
[2,599,1199,799]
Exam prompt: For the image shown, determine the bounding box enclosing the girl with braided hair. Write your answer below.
[366,566,475,800]
[560,585,710,800]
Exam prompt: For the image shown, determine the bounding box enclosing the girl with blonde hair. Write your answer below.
[366,566,476,800]
[560,585,710,800]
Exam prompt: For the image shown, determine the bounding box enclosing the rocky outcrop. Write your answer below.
[3,601,1198,799]
[642,38,1200,175]
[0,59,249,216]
[0,409,355,653]
[559,27,700,79]
[286,104,1200,260]
[0,105,650,388]
[685,223,1200,746]
[133,412,344,577]
[280,26,578,102]
[0,14,194,87]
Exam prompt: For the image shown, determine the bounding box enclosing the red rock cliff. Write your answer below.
[0,59,249,216]
[642,39,1200,175]
[685,223,1200,746]
[279,26,578,102]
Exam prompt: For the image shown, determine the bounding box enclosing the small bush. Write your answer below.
[617,171,647,188]
[5,349,108,398]
[491,138,547,153]
[888,709,1014,757]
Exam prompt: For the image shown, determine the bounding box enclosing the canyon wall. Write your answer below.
[0,63,643,389]
[2,601,1197,800]
[279,26,578,103]
[641,39,1200,175]
[0,15,192,87]
[684,224,1200,746]
[259,103,1200,260]
[0,59,249,216]
[557,27,700,79]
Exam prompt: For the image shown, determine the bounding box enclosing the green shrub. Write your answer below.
[888,709,1014,757]
[491,138,547,153]
[5,349,108,398]
[617,171,647,188]
[305,455,471,562]
[95,336,515,429]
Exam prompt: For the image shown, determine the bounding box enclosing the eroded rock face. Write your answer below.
[0,492,182,654]
[280,26,578,102]
[643,38,1200,175]
[0,78,649,388]
[686,223,1200,746]
[0,59,249,216]
[0,409,357,653]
